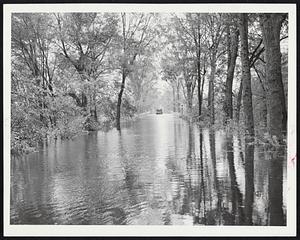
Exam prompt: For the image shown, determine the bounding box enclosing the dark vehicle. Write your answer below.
[156,109,163,114]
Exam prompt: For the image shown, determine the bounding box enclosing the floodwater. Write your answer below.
[10,114,287,225]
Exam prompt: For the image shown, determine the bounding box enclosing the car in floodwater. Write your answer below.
[156,109,163,114]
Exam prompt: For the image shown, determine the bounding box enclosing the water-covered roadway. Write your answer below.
[10,113,286,225]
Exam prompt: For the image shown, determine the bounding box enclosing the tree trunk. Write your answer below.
[236,81,243,122]
[91,89,98,122]
[176,83,180,112]
[224,27,239,122]
[238,13,255,225]
[197,56,201,117]
[280,80,287,134]
[200,65,206,118]
[186,84,193,118]
[81,91,87,108]
[172,84,176,112]
[116,70,126,130]
[227,132,245,224]
[260,13,286,226]
[208,56,216,125]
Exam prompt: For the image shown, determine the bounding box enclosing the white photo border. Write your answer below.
[3,3,297,237]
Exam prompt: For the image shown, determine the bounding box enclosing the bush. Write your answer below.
[11,102,47,154]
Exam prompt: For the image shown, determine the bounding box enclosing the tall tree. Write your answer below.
[161,52,181,112]
[260,13,287,226]
[185,13,207,117]
[55,13,117,127]
[171,15,198,119]
[224,15,239,122]
[129,56,158,113]
[238,13,255,225]
[205,13,225,125]
[12,13,57,129]
[116,13,155,130]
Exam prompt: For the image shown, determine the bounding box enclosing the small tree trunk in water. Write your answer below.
[224,27,239,123]
[200,68,206,116]
[81,91,87,108]
[197,58,201,117]
[238,13,255,225]
[92,89,98,122]
[88,88,96,123]
[186,86,193,119]
[176,84,180,112]
[172,85,176,112]
[208,57,216,125]
[260,13,286,226]
[116,71,126,130]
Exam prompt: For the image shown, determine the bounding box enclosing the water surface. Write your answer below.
[10,114,286,225]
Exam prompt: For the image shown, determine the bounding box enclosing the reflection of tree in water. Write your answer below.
[113,131,139,225]
[182,123,195,215]
[244,136,255,225]
[209,129,223,224]
[179,125,225,225]
[226,133,244,225]
[178,126,251,225]
[267,143,285,225]
[82,132,102,224]
[11,152,57,224]
[252,144,269,225]
[194,128,206,224]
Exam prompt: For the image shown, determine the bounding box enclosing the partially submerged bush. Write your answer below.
[57,115,87,139]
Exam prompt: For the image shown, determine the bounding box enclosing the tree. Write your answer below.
[128,56,158,113]
[115,13,156,130]
[224,15,239,122]
[171,15,198,119]
[55,13,118,129]
[11,13,60,152]
[183,13,207,117]
[12,13,57,127]
[176,46,197,118]
[260,13,287,226]
[205,13,225,125]
[238,13,255,225]
[160,50,181,112]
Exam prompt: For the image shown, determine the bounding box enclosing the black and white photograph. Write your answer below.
[3,3,297,237]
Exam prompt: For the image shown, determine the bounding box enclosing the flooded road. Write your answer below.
[10,114,286,225]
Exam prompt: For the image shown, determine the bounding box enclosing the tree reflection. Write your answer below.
[244,136,254,225]
[10,115,287,225]
[226,133,244,225]
[207,129,222,225]
[116,131,137,224]
[183,122,195,215]
[194,128,206,224]
[268,144,285,225]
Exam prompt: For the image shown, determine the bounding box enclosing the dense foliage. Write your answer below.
[11,13,160,153]
[11,12,288,156]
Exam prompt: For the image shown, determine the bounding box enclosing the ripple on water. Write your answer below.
[10,114,287,225]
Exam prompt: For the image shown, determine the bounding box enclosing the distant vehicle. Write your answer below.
[156,109,163,114]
